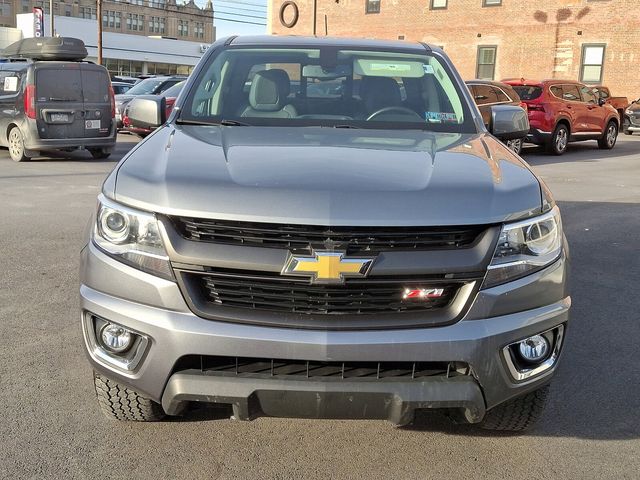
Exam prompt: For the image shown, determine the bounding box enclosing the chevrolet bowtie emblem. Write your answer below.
[282,250,375,284]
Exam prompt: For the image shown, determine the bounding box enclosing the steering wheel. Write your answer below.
[366,106,424,122]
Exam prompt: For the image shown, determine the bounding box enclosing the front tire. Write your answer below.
[546,124,569,155]
[598,121,618,149]
[94,372,166,421]
[8,126,31,162]
[480,385,550,431]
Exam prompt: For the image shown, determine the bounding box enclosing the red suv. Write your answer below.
[503,79,619,155]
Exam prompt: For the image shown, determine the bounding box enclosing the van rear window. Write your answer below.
[36,69,82,102]
[82,70,110,103]
[512,86,542,101]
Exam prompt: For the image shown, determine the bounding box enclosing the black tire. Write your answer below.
[624,129,633,136]
[8,126,31,162]
[93,372,166,421]
[480,385,550,431]
[546,124,569,155]
[598,120,618,149]
[88,148,111,160]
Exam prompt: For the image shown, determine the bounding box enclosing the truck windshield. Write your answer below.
[180,46,475,132]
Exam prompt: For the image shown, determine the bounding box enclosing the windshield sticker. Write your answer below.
[424,112,459,123]
[369,63,412,73]
[3,76,18,92]
[422,64,435,75]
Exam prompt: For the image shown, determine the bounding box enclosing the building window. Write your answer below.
[115,12,121,29]
[483,0,502,6]
[476,46,497,80]
[80,6,97,19]
[430,0,447,9]
[195,22,204,39]
[21,0,30,13]
[580,44,606,84]
[159,18,165,34]
[178,19,188,36]
[0,0,12,17]
[365,0,380,14]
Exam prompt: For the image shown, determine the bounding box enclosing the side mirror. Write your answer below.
[127,95,166,129]
[488,104,530,140]
[598,97,607,107]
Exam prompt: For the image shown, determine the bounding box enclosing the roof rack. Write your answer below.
[2,37,88,61]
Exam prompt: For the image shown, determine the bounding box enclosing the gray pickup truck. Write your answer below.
[80,36,570,431]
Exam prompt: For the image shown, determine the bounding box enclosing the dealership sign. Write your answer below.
[33,7,44,37]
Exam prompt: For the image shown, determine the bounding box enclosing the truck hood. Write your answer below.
[111,125,542,226]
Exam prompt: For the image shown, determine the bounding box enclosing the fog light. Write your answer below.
[100,323,133,353]
[518,335,550,363]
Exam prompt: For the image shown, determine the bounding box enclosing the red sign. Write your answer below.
[33,7,44,37]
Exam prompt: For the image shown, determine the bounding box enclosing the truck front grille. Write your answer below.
[174,355,471,381]
[194,269,459,315]
[170,217,486,254]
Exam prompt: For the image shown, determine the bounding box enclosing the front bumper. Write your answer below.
[80,242,570,424]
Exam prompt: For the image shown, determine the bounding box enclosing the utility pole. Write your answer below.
[49,0,54,35]
[97,0,102,64]
[312,0,317,35]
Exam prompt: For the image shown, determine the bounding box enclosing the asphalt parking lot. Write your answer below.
[1,133,639,479]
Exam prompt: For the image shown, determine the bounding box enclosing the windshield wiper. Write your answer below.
[176,118,250,127]
[333,124,360,129]
[219,119,250,126]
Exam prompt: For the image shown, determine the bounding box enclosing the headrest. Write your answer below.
[249,69,291,112]
[359,76,402,112]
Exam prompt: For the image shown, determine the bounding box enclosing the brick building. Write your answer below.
[268,0,640,100]
[0,0,214,43]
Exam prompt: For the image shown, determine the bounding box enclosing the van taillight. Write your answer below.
[109,85,116,118]
[24,84,36,119]
[519,102,528,112]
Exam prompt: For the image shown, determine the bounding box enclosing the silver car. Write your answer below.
[80,36,569,431]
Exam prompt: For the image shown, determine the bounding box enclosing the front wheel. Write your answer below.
[598,121,618,149]
[8,127,31,162]
[94,372,166,421]
[546,124,569,155]
[480,385,550,431]
[505,138,524,156]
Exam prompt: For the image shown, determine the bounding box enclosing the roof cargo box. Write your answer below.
[2,37,88,61]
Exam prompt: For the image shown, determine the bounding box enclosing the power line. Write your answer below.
[213,15,266,25]
[215,9,266,19]
[212,4,266,14]
[214,0,267,10]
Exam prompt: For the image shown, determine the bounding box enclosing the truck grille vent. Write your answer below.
[171,217,485,254]
[175,355,471,381]
[195,270,459,314]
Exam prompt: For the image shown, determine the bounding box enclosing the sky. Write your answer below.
[196,0,268,39]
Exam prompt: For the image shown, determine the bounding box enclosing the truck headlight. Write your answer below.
[483,206,563,288]
[93,194,173,281]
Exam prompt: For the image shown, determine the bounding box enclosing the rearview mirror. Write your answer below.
[598,97,607,107]
[127,96,166,129]
[488,105,529,140]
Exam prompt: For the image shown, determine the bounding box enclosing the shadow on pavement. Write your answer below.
[521,135,640,166]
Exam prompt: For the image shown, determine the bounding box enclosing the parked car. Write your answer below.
[623,98,640,135]
[591,86,628,122]
[503,78,619,155]
[81,37,570,432]
[0,37,116,161]
[122,81,184,137]
[466,79,528,155]
[111,81,133,95]
[115,75,186,128]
